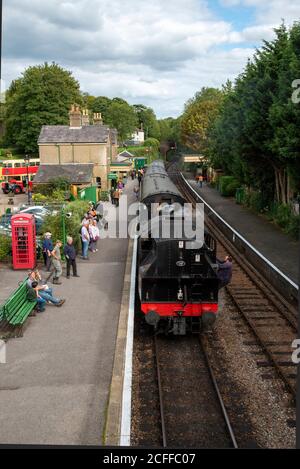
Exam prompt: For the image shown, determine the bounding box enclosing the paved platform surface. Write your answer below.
[188,180,299,284]
[0,180,137,445]
[0,190,27,216]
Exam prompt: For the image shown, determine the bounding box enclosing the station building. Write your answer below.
[37,105,118,191]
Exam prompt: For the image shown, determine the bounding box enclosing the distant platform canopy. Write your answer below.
[117,150,134,159]
[182,155,207,163]
[33,164,94,184]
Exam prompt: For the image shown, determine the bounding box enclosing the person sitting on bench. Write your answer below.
[27,281,46,313]
[26,270,65,306]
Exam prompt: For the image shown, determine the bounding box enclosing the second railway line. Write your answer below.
[168,165,297,402]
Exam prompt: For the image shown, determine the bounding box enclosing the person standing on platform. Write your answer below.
[81,221,90,259]
[42,232,53,271]
[51,240,63,284]
[64,236,80,279]
[199,175,203,188]
[113,188,120,207]
[110,187,115,204]
[89,220,100,253]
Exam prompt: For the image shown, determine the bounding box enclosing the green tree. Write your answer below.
[209,23,299,204]
[133,104,160,139]
[106,101,138,143]
[268,22,300,201]
[91,96,112,122]
[5,62,82,153]
[143,137,160,151]
[181,87,224,153]
[81,92,96,111]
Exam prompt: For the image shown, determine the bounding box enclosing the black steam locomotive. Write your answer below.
[137,160,219,335]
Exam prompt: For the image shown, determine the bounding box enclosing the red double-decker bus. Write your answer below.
[0,158,40,194]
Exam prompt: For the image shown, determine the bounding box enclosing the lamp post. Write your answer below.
[24,154,31,205]
[61,204,72,260]
[61,204,66,247]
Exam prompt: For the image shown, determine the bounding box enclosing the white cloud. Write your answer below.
[3,0,300,117]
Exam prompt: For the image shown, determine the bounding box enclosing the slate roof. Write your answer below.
[33,164,94,184]
[118,150,134,158]
[38,125,111,144]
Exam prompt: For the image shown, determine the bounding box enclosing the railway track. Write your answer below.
[169,167,297,402]
[153,334,238,448]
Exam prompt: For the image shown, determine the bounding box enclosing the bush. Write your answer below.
[219,176,239,197]
[33,177,71,197]
[273,204,292,229]
[287,215,300,239]
[32,189,67,204]
[0,235,12,262]
[41,200,89,251]
[143,138,160,150]
[288,215,300,240]
[32,193,49,203]
[244,191,266,213]
[100,191,109,201]
[266,203,299,240]
[225,181,240,197]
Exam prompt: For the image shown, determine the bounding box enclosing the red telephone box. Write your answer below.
[11,213,36,270]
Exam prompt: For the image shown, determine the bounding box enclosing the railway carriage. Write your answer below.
[137,160,219,335]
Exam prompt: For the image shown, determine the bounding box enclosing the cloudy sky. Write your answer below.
[2,0,300,118]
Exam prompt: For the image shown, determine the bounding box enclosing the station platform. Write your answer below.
[0,180,138,445]
[187,179,299,285]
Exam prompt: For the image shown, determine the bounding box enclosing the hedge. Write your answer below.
[218,176,239,197]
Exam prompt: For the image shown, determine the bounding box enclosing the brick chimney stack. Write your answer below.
[82,109,90,126]
[69,104,82,128]
[93,112,103,126]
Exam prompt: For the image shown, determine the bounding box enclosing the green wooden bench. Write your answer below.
[0,280,37,328]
